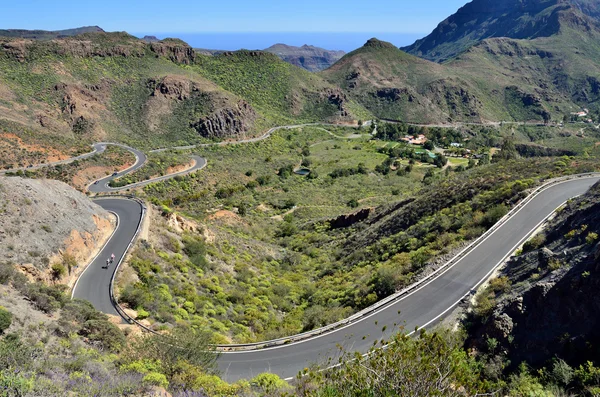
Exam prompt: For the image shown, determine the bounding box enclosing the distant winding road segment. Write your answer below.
[3,127,599,382]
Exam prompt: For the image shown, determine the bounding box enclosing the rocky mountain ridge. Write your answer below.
[0,26,105,40]
[264,43,345,72]
[0,32,363,149]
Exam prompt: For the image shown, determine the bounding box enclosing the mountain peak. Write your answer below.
[363,38,397,50]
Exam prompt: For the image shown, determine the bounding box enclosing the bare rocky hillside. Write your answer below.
[0,177,114,283]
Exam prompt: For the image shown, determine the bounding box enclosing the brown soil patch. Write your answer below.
[164,160,195,175]
[208,209,239,220]
[74,158,135,191]
[145,160,195,180]
[0,132,69,167]
[256,203,271,212]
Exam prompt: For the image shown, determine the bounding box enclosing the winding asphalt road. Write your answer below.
[7,127,599,382]
[215,176,600,381]
[88,153,206,193]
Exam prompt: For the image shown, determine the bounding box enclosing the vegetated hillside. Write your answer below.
[0,26,105,40]
[468,180,600,377]
[192,50,370,126]
[322,38,516,123]
[403,0,600,62]
[264,43,345,72]
[322,39,491,122]
[0,32,368,153]
[324,4,600,124]
[448,24,600,120]
[0,176,114,283]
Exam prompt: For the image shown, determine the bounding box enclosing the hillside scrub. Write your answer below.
[23,145,135,191]
[119,123,600,342]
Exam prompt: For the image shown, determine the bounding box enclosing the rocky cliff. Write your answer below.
[264,43,345,72]
[191,99,257,139]
[144,75,258,139]
[0,177,114,284]
[469,180,600,371]
[0,32,195,64]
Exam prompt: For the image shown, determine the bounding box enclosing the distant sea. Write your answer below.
[131,32,426,52]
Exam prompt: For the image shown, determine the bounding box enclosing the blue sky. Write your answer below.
[1,0,470,51]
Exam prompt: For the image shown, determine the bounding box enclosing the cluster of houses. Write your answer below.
[401,134,428,145]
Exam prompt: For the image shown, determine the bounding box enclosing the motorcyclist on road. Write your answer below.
[105,259,110,268]
[110,253,115,263]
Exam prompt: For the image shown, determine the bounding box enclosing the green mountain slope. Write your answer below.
[322,38,526,123]
[403,0,600,62]
[323,3,600,124]
[0,32,369,150]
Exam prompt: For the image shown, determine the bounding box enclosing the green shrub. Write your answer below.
[183,237,208,269]
[489,276,511,294]
[142,372,169,388]
[565,229,577,240]
[297,329,487,396]
[523,233,546,252]
[62,253,77,274]
[586,232,599,245]
[251,373,290,394]
[474,292,496,319]
[0,307,12,333]
[51,263,67,280]
[80,319,126,352]
[136,308,150,320]
[0,370,34,396]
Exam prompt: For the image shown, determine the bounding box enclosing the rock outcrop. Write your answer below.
[328,208,372,229]
[0,32,195,64]
[191,100,257,139]
[469,181,600,370]
[144,75,259,138]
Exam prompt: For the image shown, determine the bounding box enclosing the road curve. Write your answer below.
[216,176,600,382]
[88,154,206,193]
[0,143,106,175]
[72,198,144,315]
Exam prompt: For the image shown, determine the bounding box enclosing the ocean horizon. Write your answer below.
[131,32,427,52]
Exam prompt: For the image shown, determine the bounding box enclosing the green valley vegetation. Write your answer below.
[113,124,600,343]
